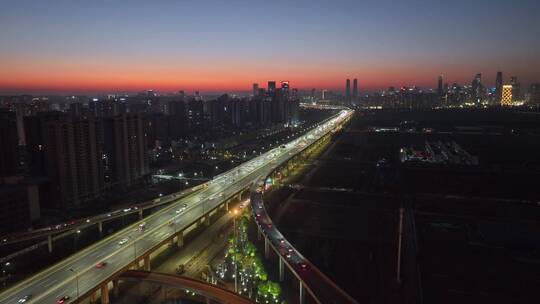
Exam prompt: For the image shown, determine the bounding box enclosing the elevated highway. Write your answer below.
[0,109,352,304]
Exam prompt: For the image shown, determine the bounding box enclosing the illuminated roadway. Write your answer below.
[250,110,357,304]
[0,109,352,304]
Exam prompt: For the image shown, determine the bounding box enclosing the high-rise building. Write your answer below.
[187,98,204,130]
[103,114,149,190]
[0,183,40,234]
[281,81,290,91]
[495,71,503,102]
[230,98,245,127]
[510,76,521,101]
[0,109,40,233]
[267,81,276,96]
[530,83,540,104]
[144,113,169,149]
[437,75,444,96]
[252,83,259,96]
[0,109,18,180]
[471,73,482,101]
[25,113,102,209]
[167,99,186,140]
[290,88,300,125]
[345,79,351,102]
[14,103,29,146]
[501,85,513,106]
[352,79,358,101]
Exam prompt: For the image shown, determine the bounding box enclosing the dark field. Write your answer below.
[267,109,540,304]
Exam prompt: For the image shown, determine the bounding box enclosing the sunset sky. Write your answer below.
[1,0,539,94]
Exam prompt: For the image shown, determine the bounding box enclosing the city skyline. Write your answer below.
[1,0,540,94]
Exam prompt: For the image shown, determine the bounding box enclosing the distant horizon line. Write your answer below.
[1,79,538,97]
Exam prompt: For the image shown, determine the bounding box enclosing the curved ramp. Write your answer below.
[120,270,255,304]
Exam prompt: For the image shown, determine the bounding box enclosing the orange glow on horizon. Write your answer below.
[0,56,464,93]
[0,55,513,94]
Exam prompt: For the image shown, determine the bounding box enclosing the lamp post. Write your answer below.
[232,208,239,293]
[3,262,11,288]
[69,268,79,299]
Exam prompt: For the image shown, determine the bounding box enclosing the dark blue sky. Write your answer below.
[1,0,539,93]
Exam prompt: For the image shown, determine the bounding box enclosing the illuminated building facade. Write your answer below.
[501,85,513,106]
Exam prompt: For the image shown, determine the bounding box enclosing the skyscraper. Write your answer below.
[510,76,521,101]
[437,75,443,96]
[252,83,259,96]
[0,109,18,179]
[530,83,540,104]
[345,79,351,102]
[471,73,482,101]
[352,79,358,102]
[501,85,513,106]
[267,81,276,96]
[281,81,290,94]
[495,71,503,102]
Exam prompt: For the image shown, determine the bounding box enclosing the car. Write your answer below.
[18,295,31,303]
[176,203,188,213]
[95,261,107,268]
[57,296,70,304]
[138,222,146,231]
[298,262,308,270]
[118,238,129,245]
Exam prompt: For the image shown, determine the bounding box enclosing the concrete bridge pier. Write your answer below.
[299,281,305,304]
[97,221,103,238]
[143,255,151,271]
[112,279,120,297]
[177,231,184,247]
[88,291,96,304]
[264,237,270,259]
[47,235,53,253]
[101,283,110,304]
[138,209,143,220]
[278,257,284,282]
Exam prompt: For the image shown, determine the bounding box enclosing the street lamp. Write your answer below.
[69,268,79,299]
[231,208,239,293]
[2,262,11,287]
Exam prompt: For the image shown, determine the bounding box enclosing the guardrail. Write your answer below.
[0,182,209,247]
